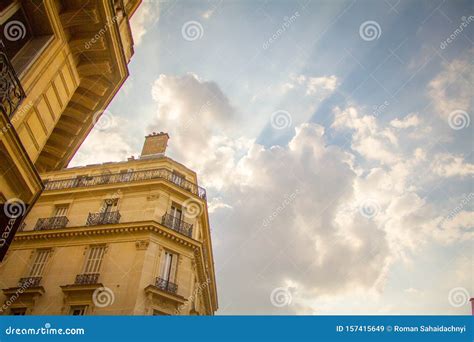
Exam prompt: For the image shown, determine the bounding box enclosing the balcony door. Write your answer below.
[28,249,50,278]
[82,245,106,275]
[170,205,182,229]
[160,251,177,283]
[53,205,68,217]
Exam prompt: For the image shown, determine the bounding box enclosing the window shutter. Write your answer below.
[29,250,50,277]
[83,246,106,274]
[169,254,178,282]
[159,250,167,279]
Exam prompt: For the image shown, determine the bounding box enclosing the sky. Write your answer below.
[70,0,473,315]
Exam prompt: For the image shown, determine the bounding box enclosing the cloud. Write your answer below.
[69,116,136,167]
[289,74,338,96]
[428,50,473,119]
[143,72,474,313]
[332,106,398,164]
[390,113,421,129]
[431,154,474,178]
[130,1,160,46]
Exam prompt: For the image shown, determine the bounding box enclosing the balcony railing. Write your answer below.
[155,277,178,294]
[18,276,42,288]
[0,42,26,118]
[75,273,99,285]
[34,216,69,231]
[86,211,121,226]
[161,213,193,238]
[44,168,207,200]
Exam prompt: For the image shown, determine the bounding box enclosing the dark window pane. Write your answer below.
[0,9,32,60]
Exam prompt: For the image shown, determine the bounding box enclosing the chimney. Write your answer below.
[141,132,169,158]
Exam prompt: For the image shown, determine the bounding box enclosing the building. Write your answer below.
[0,133,218,315]
[1,0,142,260]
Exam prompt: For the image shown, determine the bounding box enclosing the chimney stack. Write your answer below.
[141,132,169,158]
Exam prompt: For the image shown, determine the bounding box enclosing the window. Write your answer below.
[10,307,27,315]
[83,245,106,274]
[70,305,87,316]
[170,204,182,227]
[0,4,32,60]
[53,205,68,217]
[160,251,177,282]
[102,198,118,213]
[28,249,50,277]
[0,1,53,75]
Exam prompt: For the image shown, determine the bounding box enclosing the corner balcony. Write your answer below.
[0,43,26,118]
[75,273,100,285]
[161,213,193,238]
[155,277,178,294]
[43,168,207,200]
[86,211,121,226]
[34,216,69,231]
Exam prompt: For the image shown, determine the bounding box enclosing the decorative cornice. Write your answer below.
[14,221,200,249]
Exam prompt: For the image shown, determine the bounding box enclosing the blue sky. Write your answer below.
[71,0,473,314]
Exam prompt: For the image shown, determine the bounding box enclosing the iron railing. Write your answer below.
[34,216,69,231]
[86,211,121,226]
[155,277,178,294]
[161,213,193,238]
[44,168,207,200]
[0,42,25,118]
[75,273,99,285]
[18,222,26,232]
[18,276,42,288]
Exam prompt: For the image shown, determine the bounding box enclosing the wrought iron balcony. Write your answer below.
[161,213,193,238]
[43,168,207,200]
[34,216,69,231]
[86,211,121,226]
[155,277,178,294]
[75,273,100,285]
[18,276,42,288]
[0,42,26,118]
